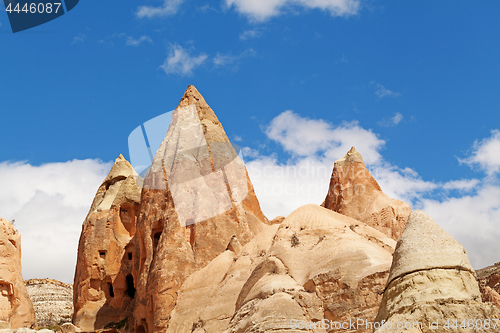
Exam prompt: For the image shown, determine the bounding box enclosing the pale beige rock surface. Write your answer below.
[131,85,269,333]
[0,218,37,329]
[73,155,141,331]
[322,147,411,240]
[167,204,395,333]
[25,279,72,328]
[374,210,500,333]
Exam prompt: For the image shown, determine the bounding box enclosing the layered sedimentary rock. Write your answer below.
[477,262,500,310]
[132,85,268,332]
[25,279,73,328]
[374,210,500,333]
[0,218,37,329]
[73,155,141,331]
[322,147,411,240]
[166,204,395,333]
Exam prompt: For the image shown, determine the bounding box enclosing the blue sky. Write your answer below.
[1,1,499,283]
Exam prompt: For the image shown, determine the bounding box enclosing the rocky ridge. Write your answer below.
[25,279,73,329]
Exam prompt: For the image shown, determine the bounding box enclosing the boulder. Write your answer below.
[322,147,411,240]
[0,218,37,329]
[72,155,141,331]
[131,85,268,332]
[374,210,500,333]
[25,279,73,328]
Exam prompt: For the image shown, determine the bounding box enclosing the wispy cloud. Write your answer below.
[71,33,87,44]
[378,112,404,127]
[374,83,401,98]
[136,0,185,18]
[213,48,256,69]
[224,0,361,22]
[160,44,208,76]
[119,33,153,46]
[459,129,500,176]
[239,29,262,40]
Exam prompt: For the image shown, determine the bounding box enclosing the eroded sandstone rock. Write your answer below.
[73,155,141,331]
[25,279,72,328]
[477,262,500,310]
[166,204,396,333]
[322,147,411,240]
[131,85,268,332]
[0,218,36,329]
[374,210,500,333]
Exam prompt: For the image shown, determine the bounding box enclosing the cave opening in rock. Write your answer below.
[108,283,114,298]
[153,231,161,250]
[99,250,106,259]
[136,325,146,333]
[128,252,133,260]
[126,274,136,299]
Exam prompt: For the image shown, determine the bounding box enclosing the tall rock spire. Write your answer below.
[132,85,268,333]
[73,155,141,331]
[322,147,411,240]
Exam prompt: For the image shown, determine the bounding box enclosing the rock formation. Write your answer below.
[166,204,396,333]
[374,210,500,333]
[0,218,37,329]
[321,147,411,240]
[131,85,269,332]
[477,262,500,310]
[25,279,73,328]
[73,155,141,331]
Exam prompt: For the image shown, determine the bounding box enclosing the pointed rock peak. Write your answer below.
[104,155,136,184]
[178,85,206,107]
[335,146,364,166]
[387,210,474,285]
[176,85,224,137]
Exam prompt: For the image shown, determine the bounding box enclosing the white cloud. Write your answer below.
[0,159,112,284]
[244,111,500,269]
[224,0,360,22]
[378,112,403,127]
[120,34,153,47]
[459,129,500,176]
[264,110,384,164]
[136,0,185,18]
[71,33,87,44]
[420,184,500,269]
[239,29,262,40]
[374,83,401,98]
[213,48,256,69]
[160,44,208,76]
[233,135,243,142]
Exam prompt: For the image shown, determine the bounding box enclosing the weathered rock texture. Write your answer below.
[73,155,141,331]
[0,218,37,329]
[131,85,269,332]
[25,279,72,328]
[477,262,500,310]
[374,210,500,333]
[166,204,395,333]
[322,147,411,240]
